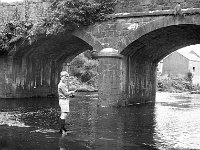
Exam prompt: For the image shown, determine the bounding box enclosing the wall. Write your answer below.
[128,57,157,104]
[189,60,200,84]
[0,57,14,98]
[115,0,200,13]
[162,51,189,75]
[0,55,60,98]
[162,51,200,84]
[1,0,200,27]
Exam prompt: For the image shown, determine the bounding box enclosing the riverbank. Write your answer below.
[156,74,196,93]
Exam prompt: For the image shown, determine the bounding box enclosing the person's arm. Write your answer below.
[60,84,75,96]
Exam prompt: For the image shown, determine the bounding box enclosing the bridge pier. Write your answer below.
[127,57,157,105]
[97,48,126,107]
[97,48,157,107]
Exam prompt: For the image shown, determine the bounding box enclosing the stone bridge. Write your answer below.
[1,0,200,107]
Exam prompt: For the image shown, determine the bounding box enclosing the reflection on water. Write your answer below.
[0,92,200,150]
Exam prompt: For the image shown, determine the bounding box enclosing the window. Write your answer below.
[193,67,195,72]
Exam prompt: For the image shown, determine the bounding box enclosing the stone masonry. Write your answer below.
[1,0,200,106]
[115,0,200,13]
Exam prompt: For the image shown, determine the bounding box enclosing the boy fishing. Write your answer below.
[58,71,76,135]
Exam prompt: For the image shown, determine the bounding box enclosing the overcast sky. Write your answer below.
[1,0,23,3]
[178,44,200,53]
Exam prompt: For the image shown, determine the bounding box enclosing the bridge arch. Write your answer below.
[2,32,98,98]
[120,15,200,105]
[121,15,200,63]
[72,29,104,52]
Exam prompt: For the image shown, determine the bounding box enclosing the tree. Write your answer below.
[70,51,98,85]
[43,0,116,34]
[0,0,116,55]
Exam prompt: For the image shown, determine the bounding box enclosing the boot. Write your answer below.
[59,119,67,135]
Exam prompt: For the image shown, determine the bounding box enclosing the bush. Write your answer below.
[43,0,116,34]
[157,74,193,93]
[69,51,98,87]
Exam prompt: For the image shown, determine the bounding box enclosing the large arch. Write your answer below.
[121,15,200,58]
[120,15,200,104]
[0,32,95,98]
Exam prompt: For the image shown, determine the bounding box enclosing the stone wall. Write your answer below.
[128,57,157,104]
[1,0,200,27]
[0,55,60,98]
[115,0,200,13]
[0,0,200,31]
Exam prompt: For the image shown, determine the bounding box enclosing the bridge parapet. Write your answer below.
[1,0,200,28]
[85,8,200,53]
[115,0,200,13]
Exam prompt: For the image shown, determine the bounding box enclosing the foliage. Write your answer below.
[69,50,98,86]
[43,0,116,34]
[68,75,97,92]
[157,74,193,93]
[81,59,98,84]
[0,21,33,55]
[28,0,116,37]
[186,71,193,83]
[0,0,116,55]
[70,53,87,77]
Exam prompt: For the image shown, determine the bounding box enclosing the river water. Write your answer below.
[0,92,200,150]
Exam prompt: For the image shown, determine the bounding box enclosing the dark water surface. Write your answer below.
[0,92,200,150]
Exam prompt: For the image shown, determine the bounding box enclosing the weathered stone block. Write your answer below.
[170,0,185,3]
[140,0,152,5]
[105,31,115,37]
[93,31,106,38]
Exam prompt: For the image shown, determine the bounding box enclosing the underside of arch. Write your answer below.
[6,32,93,98]
[122,17,200,104]
[121,15,200,63]
[123,24,200,64]
[15,32,93,63]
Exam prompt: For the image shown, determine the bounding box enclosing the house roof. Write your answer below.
[191,49,200,58]
[177,47,200,62]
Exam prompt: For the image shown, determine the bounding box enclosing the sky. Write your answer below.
[160,44,200,61]
[178,44,200,53]
[1,0,23,3]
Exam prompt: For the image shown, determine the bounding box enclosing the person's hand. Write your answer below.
[70,91,75,94]
[69,91,75,98]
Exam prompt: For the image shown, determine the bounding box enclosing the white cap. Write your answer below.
[60,71,69,77]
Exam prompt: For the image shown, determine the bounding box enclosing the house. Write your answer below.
[162,48,200,84]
